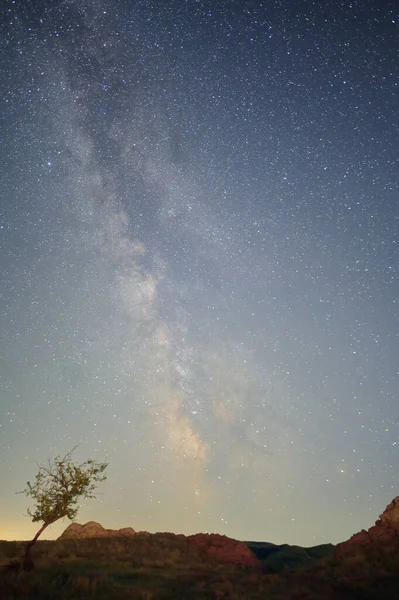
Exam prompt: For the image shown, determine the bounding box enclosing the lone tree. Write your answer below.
[19,447,108,570]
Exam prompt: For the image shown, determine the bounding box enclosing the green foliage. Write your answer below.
[19,448,108,527]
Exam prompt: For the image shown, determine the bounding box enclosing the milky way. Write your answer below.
[0,0,398,545]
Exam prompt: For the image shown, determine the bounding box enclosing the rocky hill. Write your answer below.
[56,521,334,572]
[59,521,136,539]
[58,522,260,570]
[336,495,399,557]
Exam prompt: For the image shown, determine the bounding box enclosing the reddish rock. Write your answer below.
[117,527,136,537]
[58,521,136,539]
[58,523,260,570]
[188,533,261,570]
[379,497,399,526]
[336,496,399,557]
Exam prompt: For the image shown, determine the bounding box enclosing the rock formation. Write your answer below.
[188,533,261,570]
[58,523,260,569]
[336,496,399,557]
[58,521,136,539]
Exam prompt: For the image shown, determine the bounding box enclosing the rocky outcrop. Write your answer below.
[58,521,136,539]
[58,523,260,569]
[336,496,399,557]
[188,533,261,570]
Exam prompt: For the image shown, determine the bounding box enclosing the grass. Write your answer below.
[1,536,399,599]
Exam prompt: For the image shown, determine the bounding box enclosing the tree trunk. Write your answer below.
[23,521,52,571]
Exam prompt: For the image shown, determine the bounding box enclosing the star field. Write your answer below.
[0,0,398,545]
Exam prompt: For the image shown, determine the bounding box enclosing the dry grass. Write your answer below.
[1,537,399,599]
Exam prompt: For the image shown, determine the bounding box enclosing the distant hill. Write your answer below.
[247,540,335,572]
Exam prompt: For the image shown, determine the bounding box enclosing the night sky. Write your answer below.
[1,0,398,546]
